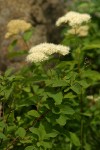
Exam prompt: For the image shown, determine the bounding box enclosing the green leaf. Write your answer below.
[29,127,39,136]
[0,121,6,129]
[23,87,31,92]
[77,80,89,88]
[25,146,34,150]
[82,112,92,117]
[82,70,100,81]
[47,92,63,105]
[84,43,100,50]
[56,115,67,126]
[0,75,3,80]
[29,124,58,140]
[64,87,70,92]
[70,132,81,146]
[84,143,91,150]
[52,80,68,87]
[32,85,39,93]
[37,141,52,148]
[7,125,17,133]
[64,92,76,99]
[29,123,46,140]
[46,130,59,138]
[4,68,14,77]
[8,39,18,52]
[23,30,33,42]
[5,85,14,99]
[60,105,75,115]
[52,107,60,114]
[45,79,69,87]
[15,127,26,138]
[71,82,82,94]
[8,50,27,58]
[0,133,7,139]
[27,110,40,117]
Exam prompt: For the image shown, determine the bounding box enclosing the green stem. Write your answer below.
[31,109,50,127]
[6,137,19,150]
[80,118,84,150]
[77,47,84,150]
[80,87,84,150]
[20,34,29,50]
[6,109,50,150]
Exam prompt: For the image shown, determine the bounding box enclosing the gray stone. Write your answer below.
[0,0,66,71]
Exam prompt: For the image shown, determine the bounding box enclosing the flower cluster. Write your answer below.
[56,11,91,37]
[67,25,89,37]
[87,95,100,102]
[56,11,91,27]
[5,19,32,38]
[26,52,48,63]
[26,43,70,63]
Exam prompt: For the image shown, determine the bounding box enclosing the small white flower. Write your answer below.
[29,43,70,56]
[87,95,94,100]
[27,43,70,63]
[5,19,32,38]
[56,16,68,26]
[56,45,70,55]
[67,25,89,37]
[56,11,91,27]
[87,95,100,102]
[26,52,49,63]
[29,43,57,55]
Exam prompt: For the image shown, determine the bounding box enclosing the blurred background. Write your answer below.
[0,0,100,72]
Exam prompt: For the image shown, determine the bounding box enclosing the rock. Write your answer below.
[0,0,66,71]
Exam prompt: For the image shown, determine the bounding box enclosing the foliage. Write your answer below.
[0,1,100,150]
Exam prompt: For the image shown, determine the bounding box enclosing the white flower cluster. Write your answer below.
[56,11,91,27]
[26,52,48,63]
[26,43,70,63]
[5,19,32,38]
[56,11,91,37]
[87,95,100,102]
[67,25,89,37]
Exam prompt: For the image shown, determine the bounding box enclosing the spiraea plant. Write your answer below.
[0,9,100,150]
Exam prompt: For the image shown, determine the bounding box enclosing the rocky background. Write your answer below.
[0,0,67,71]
